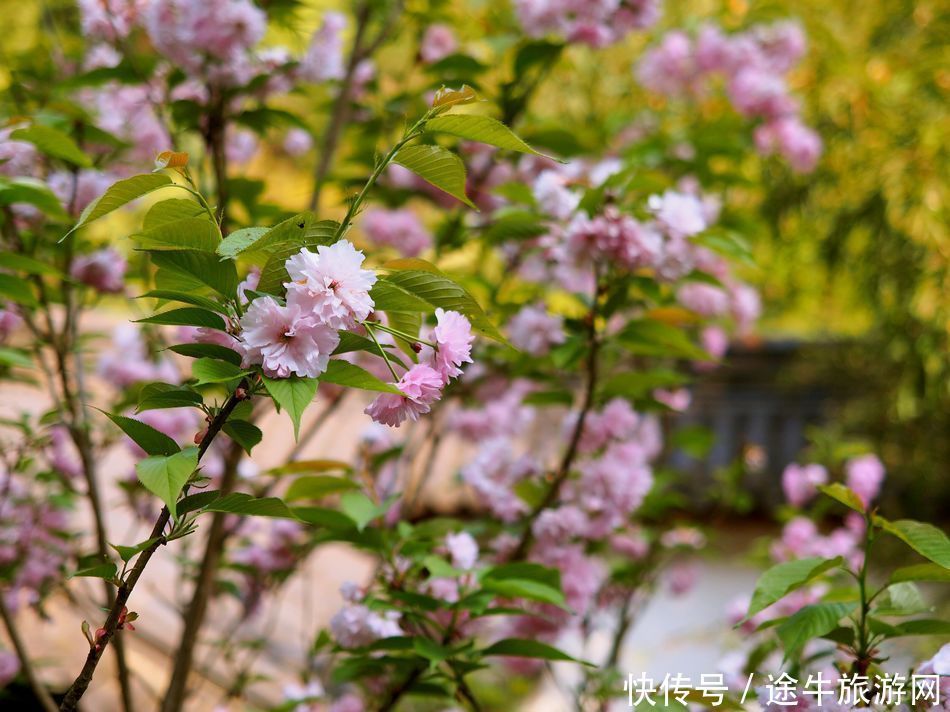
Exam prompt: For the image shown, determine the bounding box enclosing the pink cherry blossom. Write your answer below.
[0,305,23,343]
[507,304,566,356]
[677,283,730,317]
[781,463,828,507]
[283,128,313,157]
[330,604,401,648]
[360,208,432,257]
[420,24,457,64]
[364,363,444,428]
[70,248,127,294]
[648,190,708,238]
[285,241,377,330]
[299,12,346,83]
[845,454,885,508]
[238,297,339,379]
[421,308,474,382]
[445,531,478,570]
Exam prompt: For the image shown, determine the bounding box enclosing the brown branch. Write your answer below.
[308,0,402,211]
[204,86,230,232]
[58,383,250,712]
[510,295,601,561]
[0,594,59,712]
[159,438,245,712]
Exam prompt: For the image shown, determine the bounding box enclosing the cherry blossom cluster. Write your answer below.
[514,0,662,48]
[0,474,72,612]
[637,21,822,172]
[720,454,888,688]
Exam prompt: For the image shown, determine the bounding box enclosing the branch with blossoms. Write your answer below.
[35,93,538,710]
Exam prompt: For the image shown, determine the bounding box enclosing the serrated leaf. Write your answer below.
[875,518,950,569]
[203,492,297,518]
[262,375,318,440]
[889,563,950,585]
[370,279,435,313]
[340,491,393,531]
[427,114,549,158]
[254,220,340,295]
[138,289,223,313]
[747,557,844,619]
[222,420,262,454]
[136,384,202,412]
[776,602,855,658]
[65,173,173,238]
[872,582,929,617]
[267,459,353,476]
[818,483,866,513]
[481,639,590,665]
[216,226,269,259]
[167,342,242,366]
[394,144,475,209]
[110,537,160,563]
[480,578,566,608]
[192,357,249,385]
[150,250,238,298]
[381,263,503,341]
[132,217,219,252]
[284,475,359,501]
[321,360,400,393]
[136,307,226,331]
[143,198,206,230]
[103,411,181,456]
[222,212,312,262]
[68,562,118,581]
[11,124,92,167]
[135,447,198,519]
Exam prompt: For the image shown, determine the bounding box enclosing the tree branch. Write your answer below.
[58,384,250,712]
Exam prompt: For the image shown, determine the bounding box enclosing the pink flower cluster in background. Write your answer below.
[637,21,822,172]
[515,0,662,47]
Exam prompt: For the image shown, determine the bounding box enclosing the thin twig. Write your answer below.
[58,383,251,712]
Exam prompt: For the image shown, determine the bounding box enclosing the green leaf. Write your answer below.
[11,124,92,167]
[192,358,248,385]
[103,412,181,456]
[135,447,198,519]
[0,177,69,219]
[484,210,549,243]
[883,619,950,637]
[776,602,855,658]
[747,557,844,618]
[872,582,929,617]
[293,506,358,530]
[135,384,203,412]
[393,144,475,209]
[66,173,173,237]
[480,562,562,589]
[370,279,435,313]
[138,289,223,313]
[889,563,950,585]
[12,253,61,292]
[0,274,37,307]
[216,226,269,259]
[203,493,297,518]
[135,307,226,331]
[0,347,33,369]
[875,518,950,569]
[143,198,207,230]
[167,342,242,366]
[382,262,504,341]
[480,578,566,609]
[262,375,318,440]
[818,483,866,513]
[321,360,401,393]
[334,331,407,367]
[266,459,353,476]
[150,250,238,297]
[284,475,359,501]
[132,217,219,252]
[222,420,262,454]
[68,561,118,581]
[599,369,687,400]
[254,219,340,295]
[616,319,708,361]
[426,114,550,158]
[177,490,222,516]
[340,491,393,531]
[110,537,160,563]
[413,638,449,666]
[481,639,590,665]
